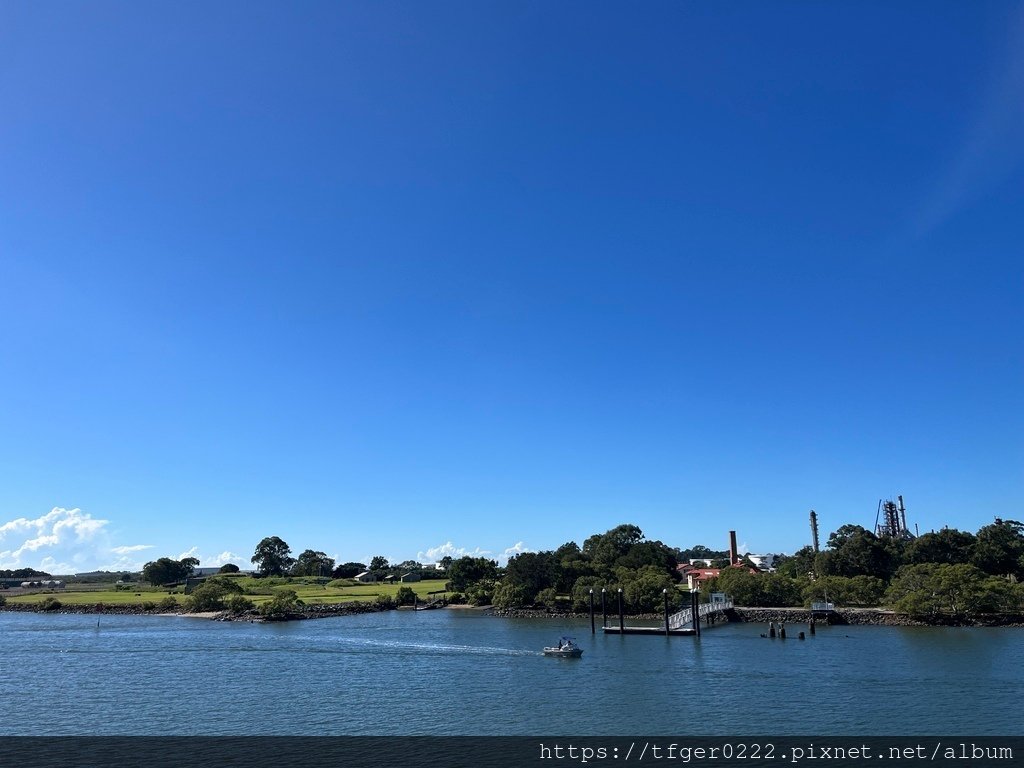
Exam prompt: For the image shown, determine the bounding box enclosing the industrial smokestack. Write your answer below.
[729,530,738,566]
[810,510,820,553]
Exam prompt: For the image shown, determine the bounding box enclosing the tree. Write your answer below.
[369,556,390,572]
[439,556,453,571]
[616,540,679,577]
[293,549,336,577]
[823,528,894,579]
[185,581,231,613]
[447,556,498,591]
[218,563,240,574]
[904,529,976,566]
[971,519,1024,578]
[553,541,593,593]
[142,557,194,586]
[827,524,870,550]
[492,581,534,609]
[503,551,555,597]
[251,536,295,577]
[801,575,885,607]
[775,546,817,579]
[622,566,678,613]
[703,568,801,607]
[885,563,1020,617]
[395,586,417,606]
[260,589,302,619]
[570,577,610,613]
[331,562,366,579]
[583,524,644,569]
[180,557,199,578]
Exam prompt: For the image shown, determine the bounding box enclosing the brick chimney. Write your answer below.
[729,530,738,566]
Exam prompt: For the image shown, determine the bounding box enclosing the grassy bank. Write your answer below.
[3,574,449,608]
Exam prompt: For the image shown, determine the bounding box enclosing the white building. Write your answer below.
[747,554,777,571]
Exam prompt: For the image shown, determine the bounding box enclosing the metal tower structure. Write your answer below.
[874,495,914,540]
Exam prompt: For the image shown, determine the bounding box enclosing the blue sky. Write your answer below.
[1,2,1021,573]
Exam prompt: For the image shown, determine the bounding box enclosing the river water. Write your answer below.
[2,610,1020,735]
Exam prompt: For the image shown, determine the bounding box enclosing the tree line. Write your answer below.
[704,518,1024,618]
[137,516,1024,620]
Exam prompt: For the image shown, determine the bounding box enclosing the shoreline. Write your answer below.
[3,601,1022,627]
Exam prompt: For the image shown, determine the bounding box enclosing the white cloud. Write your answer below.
[0,507,152,574]
[501,541,531,563]
[208,551,242,567]
[416,541,493,562]
[111,545,155,555]
[173,548,244,568]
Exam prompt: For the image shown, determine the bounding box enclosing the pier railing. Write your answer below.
[667,598,733,630]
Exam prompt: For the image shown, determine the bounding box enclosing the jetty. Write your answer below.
[587,587,734,637]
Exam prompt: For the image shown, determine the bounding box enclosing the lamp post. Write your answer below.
[693,586,701,637]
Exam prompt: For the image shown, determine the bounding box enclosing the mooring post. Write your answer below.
[780,622,787,639]
[769,622,776,638]
[601,588,607,628]
[617,588,624,632]
[809,618,816,636]
[692,590,701,637]
[414,594,418,610]
[798,631,805,640]
[663,589,670,635]
[589,589,595,634]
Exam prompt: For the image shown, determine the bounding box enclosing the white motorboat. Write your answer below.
[543,637,583,657]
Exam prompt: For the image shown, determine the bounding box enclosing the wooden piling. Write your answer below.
[769,622,776,638]
[663,590,670,635]
[617,589,624,632]
[590,590,595,634]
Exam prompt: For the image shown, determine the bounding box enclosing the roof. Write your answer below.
[690,569,721,579]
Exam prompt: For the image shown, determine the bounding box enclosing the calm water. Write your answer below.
[2,610,1021,735]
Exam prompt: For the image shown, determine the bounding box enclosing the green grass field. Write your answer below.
[4,575,450,608]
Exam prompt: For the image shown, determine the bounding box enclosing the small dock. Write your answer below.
[603,626,695,636]
[586,592,733,638]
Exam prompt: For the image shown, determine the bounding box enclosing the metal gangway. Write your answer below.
[668,596,733,630]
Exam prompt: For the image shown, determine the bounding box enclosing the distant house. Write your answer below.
[400,572,421,583]
[192,567,226,577]
[354,571,377,583]
[685,569,721,591]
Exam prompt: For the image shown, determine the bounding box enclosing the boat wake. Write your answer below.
[333,636,537,657]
